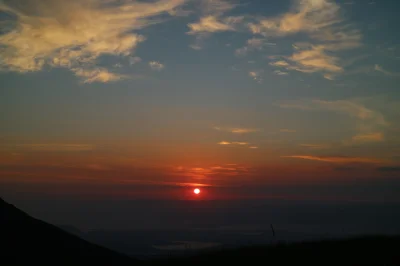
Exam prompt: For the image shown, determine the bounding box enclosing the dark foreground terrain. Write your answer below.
[0,197,135,265]
[1,197,399,266]
[149,235,400,266]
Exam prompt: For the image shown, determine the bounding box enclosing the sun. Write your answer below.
[194,188,200,195]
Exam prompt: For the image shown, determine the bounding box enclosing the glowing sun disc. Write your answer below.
[194,188,200,194]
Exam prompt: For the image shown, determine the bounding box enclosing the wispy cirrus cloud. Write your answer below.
[374,64,400,77]
[249,0,362,79]
[214,126,259,134]
[6,143,95,152]
[300,144,330,149]
[149,61,165,71]
[129,56,142,65]
[352,132,384,143]
[273,70,289,76]
[188,15,242,34]
[235,38,276,57]
[72,68,126,83]
[278,98,387,143]
[249,70,263,83]
[187,0,242,49]
[0,0,186,81]
[282,155,384,164]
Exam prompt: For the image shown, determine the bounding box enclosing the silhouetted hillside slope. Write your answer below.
[152,236,400,266]
[0,197,138,265]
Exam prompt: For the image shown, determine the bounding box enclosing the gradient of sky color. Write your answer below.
[1,0,400,202]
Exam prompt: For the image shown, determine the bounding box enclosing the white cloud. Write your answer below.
[187,0,242,49]
[270,60,290,67]
[149,61,165,71]
[200,0,237,15]
[273,70,289,76]
[279,98,387,143]
[0,0,187,80]
[374,64,400,77]
[188,15,243,34]
[129,57,142,65]
[72,68,126,83]
[248,0,342,37]
[190,44,203,50]
[249,0,362,78]
[249,70,263,83]
[235,38,270,57]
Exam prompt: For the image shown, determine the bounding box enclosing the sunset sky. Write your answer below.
[1,0,400,203]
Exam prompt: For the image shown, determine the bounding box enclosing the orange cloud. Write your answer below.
[218,141,249,146]
[282,155,384,164]
[352,132,384,142]
[0,0,187,81]
[300,144,330,149]
[11,144,95,152]
[280,129,296,133]
[214,126,259,134]
[250,0,362,78]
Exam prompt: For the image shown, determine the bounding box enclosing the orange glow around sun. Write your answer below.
[194,188,200,194]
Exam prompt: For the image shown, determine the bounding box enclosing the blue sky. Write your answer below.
[1,0,400,202]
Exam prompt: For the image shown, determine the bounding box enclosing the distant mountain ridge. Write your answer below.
[0,197,138,265]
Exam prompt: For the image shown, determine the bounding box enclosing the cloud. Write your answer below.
[235,38,275,57]
[278,98,387,143]
[72,68,126,83]
[270,60,290,67]
[0,0,186,80]
[168,7,192,17]
[249,146,259,149]
[187,0,242,49]
[129,57,142,65]
[282,155,384,164]
[149,61,165,71]
[214,126,259,134]
[374,64,400,77]
[188,15,242,34]
[273,70,289,75]
[249,0,362,78]
[352,132,384,143]
[11,144,95,152]
[233,142,249,145]
[300,144,330,149]
[248,0,341,36]
[189,44,203,50]
[218,141,249,146]
[249,70,263,83]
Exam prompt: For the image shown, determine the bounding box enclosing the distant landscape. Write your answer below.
[2,197,400,265]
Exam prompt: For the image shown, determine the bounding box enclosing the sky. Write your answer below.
[1,0,400,205]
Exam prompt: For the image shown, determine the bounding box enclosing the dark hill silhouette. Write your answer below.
[1,197,400,266]
[152,236,400,266]
[0,197,138,265]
